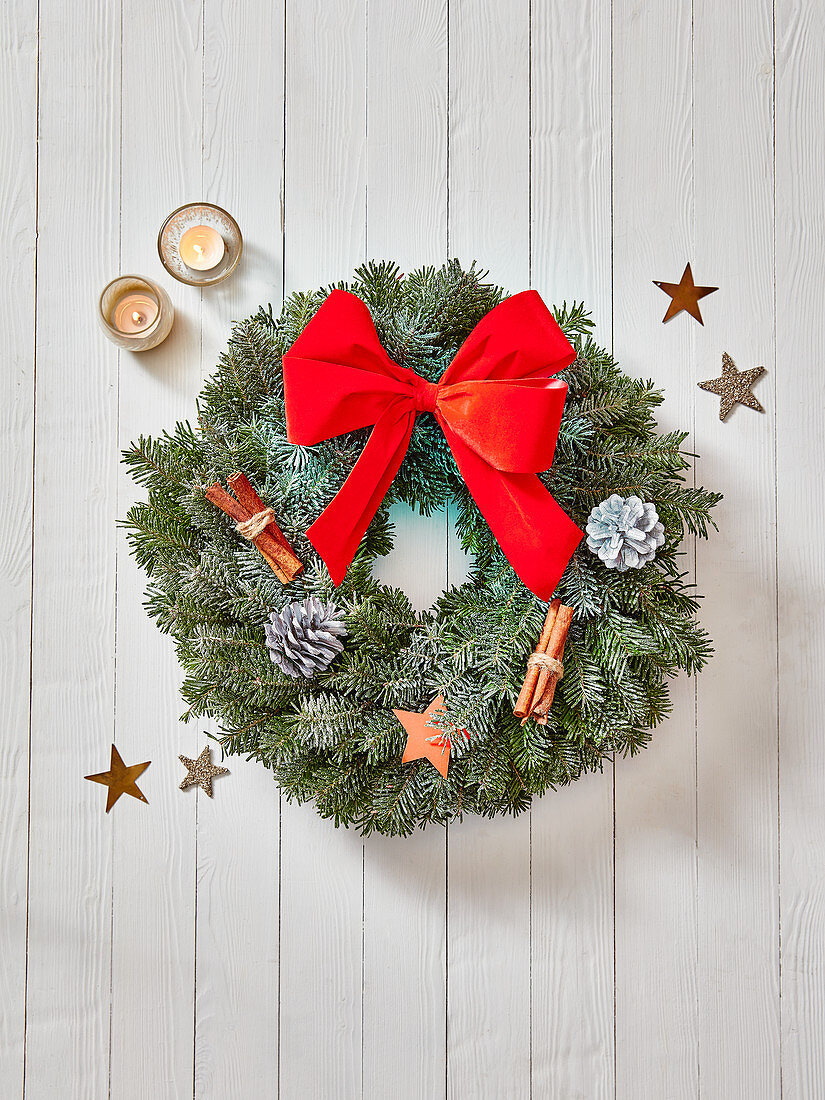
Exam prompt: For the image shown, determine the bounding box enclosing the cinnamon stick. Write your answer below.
[227,472,303,581]
[529,603,574,724]
[205,482,247,525]
[206,482,287,582]
[205,478,302,584]
[228,473,294,555]
[514,599,560,718]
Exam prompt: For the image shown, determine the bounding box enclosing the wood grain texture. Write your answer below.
[447,1,532,1095]
[363,5,448,1089]
[693,2,780,1095]
[24,0,121,1095]
[5,0,825,1095]
[195,2,283,1095]
[530,0,614,1092]
[109,1,203,1096]
[367,505,448,1100]
[0,0,36,1091]
[279,1,366,1096]
[283,0,366,288]
[775,1,825,1094]
[365,0,447,267]
[0,0,36,1093]
[611,1,700,1095]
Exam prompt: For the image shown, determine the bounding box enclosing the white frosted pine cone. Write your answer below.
[265,596,347,678]
[585,494,665,571]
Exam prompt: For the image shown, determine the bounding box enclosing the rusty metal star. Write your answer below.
[85,745,150,813]
[179,745,229,797]
[698,352,766,421]
[653,262,718,324]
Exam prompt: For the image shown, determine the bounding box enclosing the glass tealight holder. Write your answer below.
[98,275,174,351]
[157,201,243,287]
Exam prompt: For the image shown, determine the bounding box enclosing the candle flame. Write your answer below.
[194,244,204,256]
[132,311,145,326]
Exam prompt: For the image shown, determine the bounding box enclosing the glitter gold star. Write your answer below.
[653,262,718,324]
[698,352,766,421]
[179,745,229,797]
[85,745,150,813]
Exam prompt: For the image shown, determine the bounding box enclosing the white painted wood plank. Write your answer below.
[364,0,447,268]
[279,2,366,1095]
[25,1,120,1095]
[108,2,204,1097]
[194,1,284,1095]
[373,504,448,616]
[611,2,700,1095]
[191,756,278,1100]
[447,1,532,1094]
[0,1,37,1094]
[530,0,614,1093]
[367,502,448,1098]
[693,2,780,1095]
[20,2,825,1094]
[283,0,366,289]
[362,2,448,1095]
[775,3,825,1095]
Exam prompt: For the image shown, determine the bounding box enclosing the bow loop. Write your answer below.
[282,288,582,598]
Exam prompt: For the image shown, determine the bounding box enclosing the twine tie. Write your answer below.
[235,507,276,540]
[526,651,564,680]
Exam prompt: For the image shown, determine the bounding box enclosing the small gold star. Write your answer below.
[653,262,718,325]
[698,352,766,421]
[179,746,229,797]
[85,745,150,813]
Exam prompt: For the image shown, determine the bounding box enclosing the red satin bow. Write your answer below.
[283,288,582,598]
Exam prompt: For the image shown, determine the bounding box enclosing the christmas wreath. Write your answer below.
[123,261,720,836]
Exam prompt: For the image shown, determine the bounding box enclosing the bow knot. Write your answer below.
[412,376,438,414]
[283,288,583,598]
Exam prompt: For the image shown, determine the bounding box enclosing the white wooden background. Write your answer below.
[2,0,824,1095]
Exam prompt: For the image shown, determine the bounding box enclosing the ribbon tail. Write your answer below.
[443,428,583,600]
[306,404,415,586]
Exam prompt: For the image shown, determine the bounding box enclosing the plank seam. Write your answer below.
[360,844,365,1100]
[108,1,125,1091]
[361,5,368,1091]
[193,3,206,1091]
[192,793,199,1099]
[771,0,782,1092]
[364,0,369,258]
[444,823,450,1100]
[277,9,287,1090]
[21,0,42,1091]
[689,3,702,1098]
[528,6,534,1094]
[609,2,617,1095]
[528,0,532,289]
[445,6,451,1095]
[445,0,450,258]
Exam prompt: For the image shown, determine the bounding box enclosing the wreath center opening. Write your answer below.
[371,503,472,612]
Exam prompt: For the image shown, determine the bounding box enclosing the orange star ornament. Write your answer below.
[394,695,466,779]
[85,745,150,813]
[653,262,717,324]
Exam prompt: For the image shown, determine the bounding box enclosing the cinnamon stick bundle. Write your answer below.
[514,600,560,717]
[513,599,574,725]
[205,471,303,584]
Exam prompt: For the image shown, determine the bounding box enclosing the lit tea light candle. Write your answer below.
[112,291,159,334]
[179,225,226,272]
[98,276,174,352]
[158,203,242,286]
